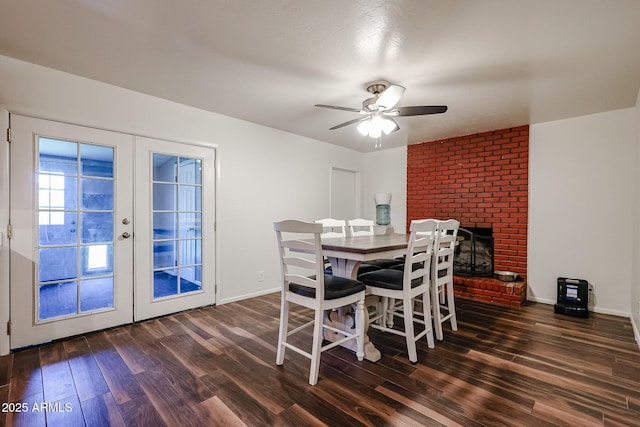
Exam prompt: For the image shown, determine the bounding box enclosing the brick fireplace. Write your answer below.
[407,125,529,307]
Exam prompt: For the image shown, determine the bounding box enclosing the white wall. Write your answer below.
[0,55,364,315]
[529,108,637,316]
[363,146,407,234]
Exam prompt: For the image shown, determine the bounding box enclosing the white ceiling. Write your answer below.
[1,0,639,152]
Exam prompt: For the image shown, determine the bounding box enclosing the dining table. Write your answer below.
[321,233,410,279]
[319,233,410,362]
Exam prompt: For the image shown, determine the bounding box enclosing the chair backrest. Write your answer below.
[433,219,460,274]
[402,219,438,289]
[314,218,347,238]
[347,218,375,236]
[274,220,325,300]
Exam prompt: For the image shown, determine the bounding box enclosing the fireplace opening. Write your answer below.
[454,227,493,277]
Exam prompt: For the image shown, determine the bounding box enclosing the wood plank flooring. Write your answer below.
[1,294,639,426]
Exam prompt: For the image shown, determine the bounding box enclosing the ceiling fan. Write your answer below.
[315,80,447,139]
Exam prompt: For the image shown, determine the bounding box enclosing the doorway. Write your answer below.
[330,166,360,219]
[9,116,216,348]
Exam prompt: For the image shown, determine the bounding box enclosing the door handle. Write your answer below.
[122,232,131,239]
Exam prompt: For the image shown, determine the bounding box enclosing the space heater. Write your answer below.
[554,277,589,318]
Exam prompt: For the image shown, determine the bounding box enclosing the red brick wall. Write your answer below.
[407,125,529,278]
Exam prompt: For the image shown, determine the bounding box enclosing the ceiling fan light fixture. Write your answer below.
[357,120,371,136]
[357,116,397,138]
[381,117,398,135]
[369,125,382,139]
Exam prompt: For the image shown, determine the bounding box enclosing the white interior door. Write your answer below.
[10,116,134,348]
[331,166,360,219]
[134,136,216,321]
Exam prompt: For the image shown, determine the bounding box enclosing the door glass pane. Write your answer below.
[81,178,113,210]
[179,158,201,184]
[153,154,177,182]
[153,213,177,239]
[81,212,113,243]
[152,154,203,299]
[153,241,177,269]
[154,269,178,299]
[39,138,78,174]
[37,138,115,320]
[179,213,201,238]
[39,281,78,319]
[80,244,113,277]
[39,211,77,246]
[39,247,78,282]
[81,144,114,178]
[153,183,177,210]
[179,185,201,211]
[180,239,201,265]
[80,277,114,312]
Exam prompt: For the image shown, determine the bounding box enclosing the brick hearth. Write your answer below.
[454,276,526,307]
[407,126,529,307]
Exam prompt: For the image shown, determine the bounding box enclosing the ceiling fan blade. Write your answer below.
[329,116,370,130]
[315,104,363,113]
[392,105,448,116]
[376,84,405,109]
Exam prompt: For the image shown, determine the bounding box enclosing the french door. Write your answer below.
[9,116,215,348]
[134,136,215,321]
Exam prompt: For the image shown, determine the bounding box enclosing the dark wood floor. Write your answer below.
[1,294,639,426]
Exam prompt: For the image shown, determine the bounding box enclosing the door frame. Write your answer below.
[0,108,9,356]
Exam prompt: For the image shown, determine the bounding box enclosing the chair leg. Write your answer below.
[432,283,444,341]
[364,295,383,325]
[385,297,395,328]
[421,289,435,349]
[308,308,325,386]
[276,297,289,365]
[381,297,390,328]
[377,297,385,327]
[403,295,418,363]
[355,299,365,361]
[446,280,458,331]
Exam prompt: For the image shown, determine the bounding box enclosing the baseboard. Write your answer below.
[527,296,630,318]
[218,287,279,305]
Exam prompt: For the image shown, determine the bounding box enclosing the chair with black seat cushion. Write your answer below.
[358,219,437,363]
[431,219,460,341]
[274,220,366,385]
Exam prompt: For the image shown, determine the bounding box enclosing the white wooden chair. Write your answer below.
[314,218,346,274]
[274,220,365,385]
[346,218,375,236]
[431,219,460,341]
[314,218,347,238]
[357,219,437,363]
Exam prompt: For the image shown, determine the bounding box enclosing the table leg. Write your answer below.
[324,304,381,362]
[324,257,382,362]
